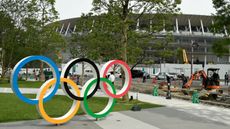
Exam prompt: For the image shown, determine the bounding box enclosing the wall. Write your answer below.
[135,63,230,79]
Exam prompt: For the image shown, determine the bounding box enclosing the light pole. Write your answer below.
[191,40,199,75]
[191,41,194,75]
[159,58,162,73]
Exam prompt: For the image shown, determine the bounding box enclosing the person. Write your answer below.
[33,70,36,80]
[142,72,147,83]
[225,72,229,86]
[72,74,77,84]
[212,71,220,85]
[44,69,48,81]
[181,73,187,88]
[76,75,80,85]
[107,72,111,79]
[109,72,115,85]
[35,70,40,80]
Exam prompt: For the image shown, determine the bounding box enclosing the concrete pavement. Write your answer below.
[0,108,229,129]
[129,92,230,126]
[0,88,230,128]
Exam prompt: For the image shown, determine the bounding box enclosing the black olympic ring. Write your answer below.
[61,58,100,101]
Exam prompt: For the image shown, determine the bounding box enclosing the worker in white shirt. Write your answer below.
[109,72,115,85]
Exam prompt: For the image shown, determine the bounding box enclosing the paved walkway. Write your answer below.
[129,92,230,126]
[0,88,230,129]
[0,108,229,129]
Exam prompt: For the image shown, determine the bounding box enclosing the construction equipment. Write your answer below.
[182,49,189,64]
[183,68,221,100]
[183,68,221,90]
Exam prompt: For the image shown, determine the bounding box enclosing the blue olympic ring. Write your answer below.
[11,56,60,105]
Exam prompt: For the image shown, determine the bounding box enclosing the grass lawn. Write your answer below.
[0,93,162,123]
[0,80,44,88]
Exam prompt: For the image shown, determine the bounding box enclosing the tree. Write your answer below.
[28,0,64,81]
[150,34,175,63]
[71,14,125,62]
[91,0,181,62]
[0,0,65,79]
[71,14,124,85]
[0,0,31,78]
[70,0,181,100]
[212,39,230,57]
[212,0,230,57]
[175,47,183,63]
[69,1,181,100]
[213,0,230,35]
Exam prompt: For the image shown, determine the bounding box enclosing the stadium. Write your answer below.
[56,14,229,65]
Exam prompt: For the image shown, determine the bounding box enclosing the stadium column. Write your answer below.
[150,20,152,32]
[212,20,216,34]
[188,19,192,34]
[136,19,140,31]
[200,19,205,35]
[89,20,95,33]
[55,27,59,32]
[65,23,71,36]
[224,26,228,36]
[59,24,64,34]
[176,18,179,33]
[163,20,166,33]
[73,25,76,32]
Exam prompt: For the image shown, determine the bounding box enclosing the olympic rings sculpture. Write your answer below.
[11,56,132,124]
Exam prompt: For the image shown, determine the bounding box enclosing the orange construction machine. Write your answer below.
[183,68,221,90]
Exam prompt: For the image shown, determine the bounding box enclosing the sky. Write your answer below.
[55,0,216,20]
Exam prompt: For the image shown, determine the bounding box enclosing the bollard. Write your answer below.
[166,76,172,99]
[192,90,199,104]
[152,86,158,96]
[166,84,172,99]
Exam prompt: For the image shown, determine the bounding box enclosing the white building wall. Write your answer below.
[136,63,230,79]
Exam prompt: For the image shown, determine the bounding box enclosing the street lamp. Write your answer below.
[191,40,199,75]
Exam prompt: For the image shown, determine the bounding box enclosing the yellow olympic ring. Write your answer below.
[36,78,81,124]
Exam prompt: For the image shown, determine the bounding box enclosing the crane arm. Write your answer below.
[183,74,195,88]
[182,49,189,64]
